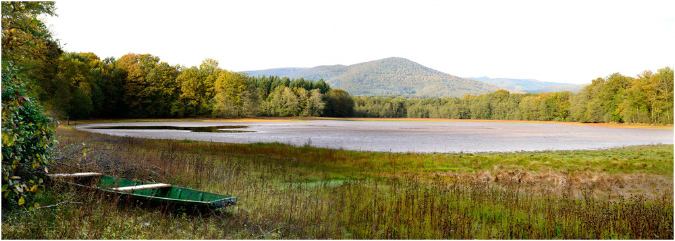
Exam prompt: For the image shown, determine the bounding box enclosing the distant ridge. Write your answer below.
[528,84,587,93]
[245,57,502,97]
[468,76,586,93]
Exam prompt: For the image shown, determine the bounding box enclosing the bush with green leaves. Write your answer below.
[1,63,58,210]
[2,1,61,210]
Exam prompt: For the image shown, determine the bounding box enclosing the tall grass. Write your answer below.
[2,125,672,239]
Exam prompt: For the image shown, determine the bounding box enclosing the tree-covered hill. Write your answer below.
[245,57,502,97]
[528,84,587,93]
[467,76,586,93]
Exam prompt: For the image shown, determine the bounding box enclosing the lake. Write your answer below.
[77,120,673,153]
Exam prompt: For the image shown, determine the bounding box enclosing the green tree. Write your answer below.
[262,86,285,116]
[295,87,310,116]
[584,78,606,123]
[570,85,591,122]
[67,87,93,119]
[314,79,331,94]
[537,92,570,121]
[468,96,491,120]
[253,75,273,99]
[596,73,631,122]
[172,59,222,117]
[305,89,325,116]
[323,89,354,117]
[142,62,180,117]
[618,72,651,123]
[49,52,102,119]
[281,87,300,116]
[1,1,61,99]
[649,67,674,124]
[406,100,429,118]
[518,95,539,120]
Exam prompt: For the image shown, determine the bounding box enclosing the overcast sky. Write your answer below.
[45,0,674,84]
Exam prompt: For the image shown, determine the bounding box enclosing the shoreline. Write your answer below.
[65,116,674,129]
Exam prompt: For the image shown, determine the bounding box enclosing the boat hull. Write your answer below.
[56,174,237,209]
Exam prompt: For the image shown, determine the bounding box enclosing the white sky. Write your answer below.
[44,0,674,84]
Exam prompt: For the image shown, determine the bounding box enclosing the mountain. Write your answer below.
[245,57,502,97]
[527,84,587,93]
[467,76,586,93]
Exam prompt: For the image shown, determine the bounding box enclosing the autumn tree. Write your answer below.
[116,53,161,117]
[172,58,221,117]
[211,70,259,118]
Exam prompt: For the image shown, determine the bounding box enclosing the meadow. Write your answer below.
[1,123,673,239]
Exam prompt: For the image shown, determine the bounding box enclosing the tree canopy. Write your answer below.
[34,52,336,119]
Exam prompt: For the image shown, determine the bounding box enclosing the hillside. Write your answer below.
[468,76,586,93]
[528,84,587,93]
[245,57,502,97]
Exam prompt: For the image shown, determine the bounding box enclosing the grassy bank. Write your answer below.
[2,125,672,239]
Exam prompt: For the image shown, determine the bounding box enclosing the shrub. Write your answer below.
[1,63,58,210]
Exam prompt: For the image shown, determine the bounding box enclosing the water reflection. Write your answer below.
[88,125,254,133]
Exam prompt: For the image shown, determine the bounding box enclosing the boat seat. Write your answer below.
[47,172,103,178]
[111,183,171,192]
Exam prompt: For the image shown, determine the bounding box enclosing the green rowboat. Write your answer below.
[49,172,237,209]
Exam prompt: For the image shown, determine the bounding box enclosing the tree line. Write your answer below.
[29,52,361,119]
[352,67,673,125]
[31,50,674,124]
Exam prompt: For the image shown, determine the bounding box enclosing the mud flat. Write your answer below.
[77,120,673,153]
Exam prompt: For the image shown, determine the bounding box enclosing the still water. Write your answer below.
[78,120,673,153]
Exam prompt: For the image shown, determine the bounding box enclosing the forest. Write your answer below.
[4,0,671,124]
[353,68,674,125]
[22,51,358,119]
[23,48,674,125]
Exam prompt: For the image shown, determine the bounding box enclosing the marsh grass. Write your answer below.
[1,125,672,239]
